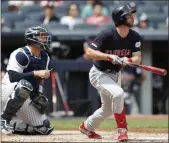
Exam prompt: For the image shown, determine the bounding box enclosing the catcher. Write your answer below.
[1,26,54,135]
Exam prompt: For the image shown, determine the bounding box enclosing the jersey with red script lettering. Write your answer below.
[90,26,141,72]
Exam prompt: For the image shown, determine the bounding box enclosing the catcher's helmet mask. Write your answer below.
[112,5,136,26]
[25,26,52,50]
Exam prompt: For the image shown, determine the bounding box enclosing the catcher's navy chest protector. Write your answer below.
[22,46,48,91]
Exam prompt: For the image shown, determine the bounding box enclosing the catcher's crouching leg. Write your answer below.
[1,79,33,122]
[12,119,54,135]
[33,119,54,135]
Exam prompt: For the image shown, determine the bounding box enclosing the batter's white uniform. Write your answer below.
[1,47,50,126]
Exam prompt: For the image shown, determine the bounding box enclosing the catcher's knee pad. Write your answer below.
[33,119,54,135]
[1,79,33,121]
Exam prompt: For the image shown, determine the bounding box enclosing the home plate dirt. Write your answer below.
[1,130,168,142]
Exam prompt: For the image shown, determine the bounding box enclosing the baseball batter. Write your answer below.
[1,26,54,135]
[79,5,142,142]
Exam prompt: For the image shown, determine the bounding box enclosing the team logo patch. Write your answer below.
[91,43,98,48]
[135,41,141,48]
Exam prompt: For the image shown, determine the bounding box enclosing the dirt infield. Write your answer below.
[1,115,168,142]
[1,130,168,142]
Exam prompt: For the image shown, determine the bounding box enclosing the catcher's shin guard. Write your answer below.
[1,79,33,122]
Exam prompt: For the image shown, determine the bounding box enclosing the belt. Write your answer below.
[94,65,121,73]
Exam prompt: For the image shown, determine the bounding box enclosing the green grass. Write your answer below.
[50,119,168,130]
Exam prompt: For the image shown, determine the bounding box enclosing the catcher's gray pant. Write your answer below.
[84,65,124,131]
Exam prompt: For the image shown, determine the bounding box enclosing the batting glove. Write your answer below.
[107,55,122,65]
[120,57,132,65]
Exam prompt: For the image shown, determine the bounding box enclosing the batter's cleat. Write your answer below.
[117,128,128,142]
[79,122,102,139]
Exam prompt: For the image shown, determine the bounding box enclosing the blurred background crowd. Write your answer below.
[1,0,168,32]
[1,0,168,116]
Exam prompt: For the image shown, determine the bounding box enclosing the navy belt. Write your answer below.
[94,65,121,73]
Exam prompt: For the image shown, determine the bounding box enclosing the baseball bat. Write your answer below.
[51,72,57,112]
[129,64,167,76]
[55,72,74,116]
[107,57,167,76]
[55,72,70,112]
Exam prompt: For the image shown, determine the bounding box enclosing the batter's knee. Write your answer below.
[113,88,124,99]
[112,88,124,114]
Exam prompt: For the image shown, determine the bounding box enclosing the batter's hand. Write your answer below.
[120,57,132,66]
[107,55,122,65]
[34,70,50,79]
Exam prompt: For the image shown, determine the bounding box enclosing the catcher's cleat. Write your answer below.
[1,119,13,134]
[33,126,54,135]
[117,128,128,142]
[79,121,102,139]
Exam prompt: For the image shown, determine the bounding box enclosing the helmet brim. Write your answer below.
[122,9,137,17]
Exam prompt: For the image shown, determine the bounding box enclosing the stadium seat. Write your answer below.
[73,24,98,30]
[145,1,168,7]
[3,12,25,22]
[54,7,67,18]
[162,6,168,14]
[65,0,85,5]
[42,22,69,30]
[55,12,67,18]
[20,4,42,14]
[14,21,41,30]
[102,1,115,6]
[54,6,67,14]
[101,23,114,31]
[112,1,144,6]
[158,22,167,30]
[26,12,43,21]
[2,1,8,13]
[2,12,25,28]
[108,5,117,14]
[147,13,167,25]
[137,4,161,14]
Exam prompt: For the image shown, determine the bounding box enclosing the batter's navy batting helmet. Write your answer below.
[25,26,52,50]
[112,5,136,26]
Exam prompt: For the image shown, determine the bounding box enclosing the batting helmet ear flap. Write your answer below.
[119,15,125,21]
